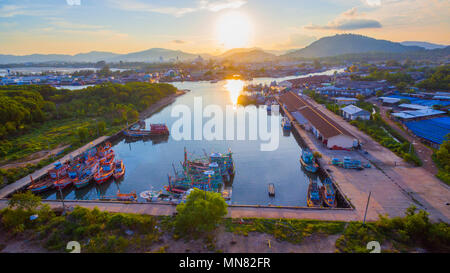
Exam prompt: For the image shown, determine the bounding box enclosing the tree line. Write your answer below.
[0,82,177,139]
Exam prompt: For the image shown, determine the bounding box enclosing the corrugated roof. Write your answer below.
[279,91,356,139]
[341,105,370,115]
[405,117,450,144]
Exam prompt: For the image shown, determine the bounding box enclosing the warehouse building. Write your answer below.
[279,92,359,150]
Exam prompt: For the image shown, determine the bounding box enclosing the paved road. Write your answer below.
[0,199,363,222]
[0,137,110,198]
[294,96,450,223]
[370,99,439,175]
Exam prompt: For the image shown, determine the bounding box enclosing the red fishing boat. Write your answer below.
[94,162,115,184]
[113,160,125,180]
[27,175,54,193]
[116,190,137,202]
[53,176,73,190]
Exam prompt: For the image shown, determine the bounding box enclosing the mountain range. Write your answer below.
[0,34,448,64]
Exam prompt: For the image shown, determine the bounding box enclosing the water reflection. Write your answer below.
[224,79,244,106]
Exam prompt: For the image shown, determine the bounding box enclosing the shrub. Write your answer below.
[175,189,228,235]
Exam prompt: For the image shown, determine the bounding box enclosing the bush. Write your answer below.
[175,189,228,236]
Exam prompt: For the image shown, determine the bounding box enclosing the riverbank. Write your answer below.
[0,199,447,253]
[0,88,187,195]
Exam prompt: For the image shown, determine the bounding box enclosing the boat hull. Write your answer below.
[300,158,318,173]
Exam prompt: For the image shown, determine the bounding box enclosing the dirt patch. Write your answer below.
[0,231,50,253]
[0,145,70,170]
[149,230,339,253]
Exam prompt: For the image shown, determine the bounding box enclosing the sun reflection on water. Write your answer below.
[225,79,244,106]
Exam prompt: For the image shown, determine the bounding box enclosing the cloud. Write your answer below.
[108,0,247,17]
[304,7,382,30]
[365,0,381,7]
[198,0,246,12]
[172,40,187,44]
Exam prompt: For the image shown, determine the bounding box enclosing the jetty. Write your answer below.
[0,136,109,198]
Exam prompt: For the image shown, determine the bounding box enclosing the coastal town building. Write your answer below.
[279,91,359,150]
[341,105,371,120]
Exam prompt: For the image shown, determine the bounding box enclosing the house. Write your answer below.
[341,105,371,120]
[391,109,446,121]
[334,97,358,105]
[279,91,359,150]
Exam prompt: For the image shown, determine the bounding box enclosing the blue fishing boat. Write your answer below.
[281,117,291,130]
[320,178,336,208]
[300,149,319,173]
[307,179,321,207]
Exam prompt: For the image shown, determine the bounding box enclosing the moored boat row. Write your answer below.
[27,142,126,194]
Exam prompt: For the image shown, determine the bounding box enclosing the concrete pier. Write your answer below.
[0,136,109,198]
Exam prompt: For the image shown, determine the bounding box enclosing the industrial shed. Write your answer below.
[279,91,359,150]
[405,117,450,148]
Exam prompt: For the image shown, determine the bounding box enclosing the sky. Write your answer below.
[0,0,449,55]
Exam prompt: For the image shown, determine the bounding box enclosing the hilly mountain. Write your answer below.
[401,41,447,50]
[283,34,425,59]
[0,48,202,64]
[219,49,276,63]
[108,48,198,63]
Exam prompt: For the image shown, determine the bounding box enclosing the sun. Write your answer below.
[216,11,252,49]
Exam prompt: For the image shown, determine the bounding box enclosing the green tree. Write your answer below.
[97,121,106,135]
[434,134,450,184]
[8,191,42,211]
[175,189,228,234]
[77,127,89,142]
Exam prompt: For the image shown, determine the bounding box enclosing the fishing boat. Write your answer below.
[268,183,275,197]
[300,149,319,173]
[164,185,188,195]
[281,117,291,130]
[53,176,73,190]
[140,190,162,202]
[123,123,169,137]
[27,175,54,193]
[73,162,98,189]
[117,190,137,202]
[48,162,68,180]
[94,161,115,184]
[320,178,336,208]
[113,160,125,180]
[307,179,321,207]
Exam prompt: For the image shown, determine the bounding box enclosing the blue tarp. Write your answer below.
[388,95,450,107]
[405,117,450,144]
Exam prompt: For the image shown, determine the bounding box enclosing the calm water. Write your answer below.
[43,69,343,206]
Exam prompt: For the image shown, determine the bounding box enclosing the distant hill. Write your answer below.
[0,48,201,64]
[401,41,447,50]
[108,48,198,63]
[219,49,276,63]
[283,34,425,59]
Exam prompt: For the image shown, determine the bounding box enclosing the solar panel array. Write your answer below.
[405,117,450,144]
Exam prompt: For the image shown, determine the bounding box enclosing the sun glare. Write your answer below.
[216,11,252,49]
[225,79,244,106]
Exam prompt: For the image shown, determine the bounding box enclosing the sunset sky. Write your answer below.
[0,0,449,55]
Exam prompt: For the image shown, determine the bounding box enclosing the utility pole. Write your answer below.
[363,191,372,225]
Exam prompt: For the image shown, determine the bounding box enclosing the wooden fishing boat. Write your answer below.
[164,185,188,195]
[268,183,275,197]
[27,175,54,193]
[281,117,291,130]
[94,162,115,184]
[53,176,73,190]
[307,179,321,207]
[113,160,125,180]
[123,123,169,137]
[117,190,137,202]
[48,162,68,180]
[74,162,98,189]
[320,178,336,208]
[300,149,319,173]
